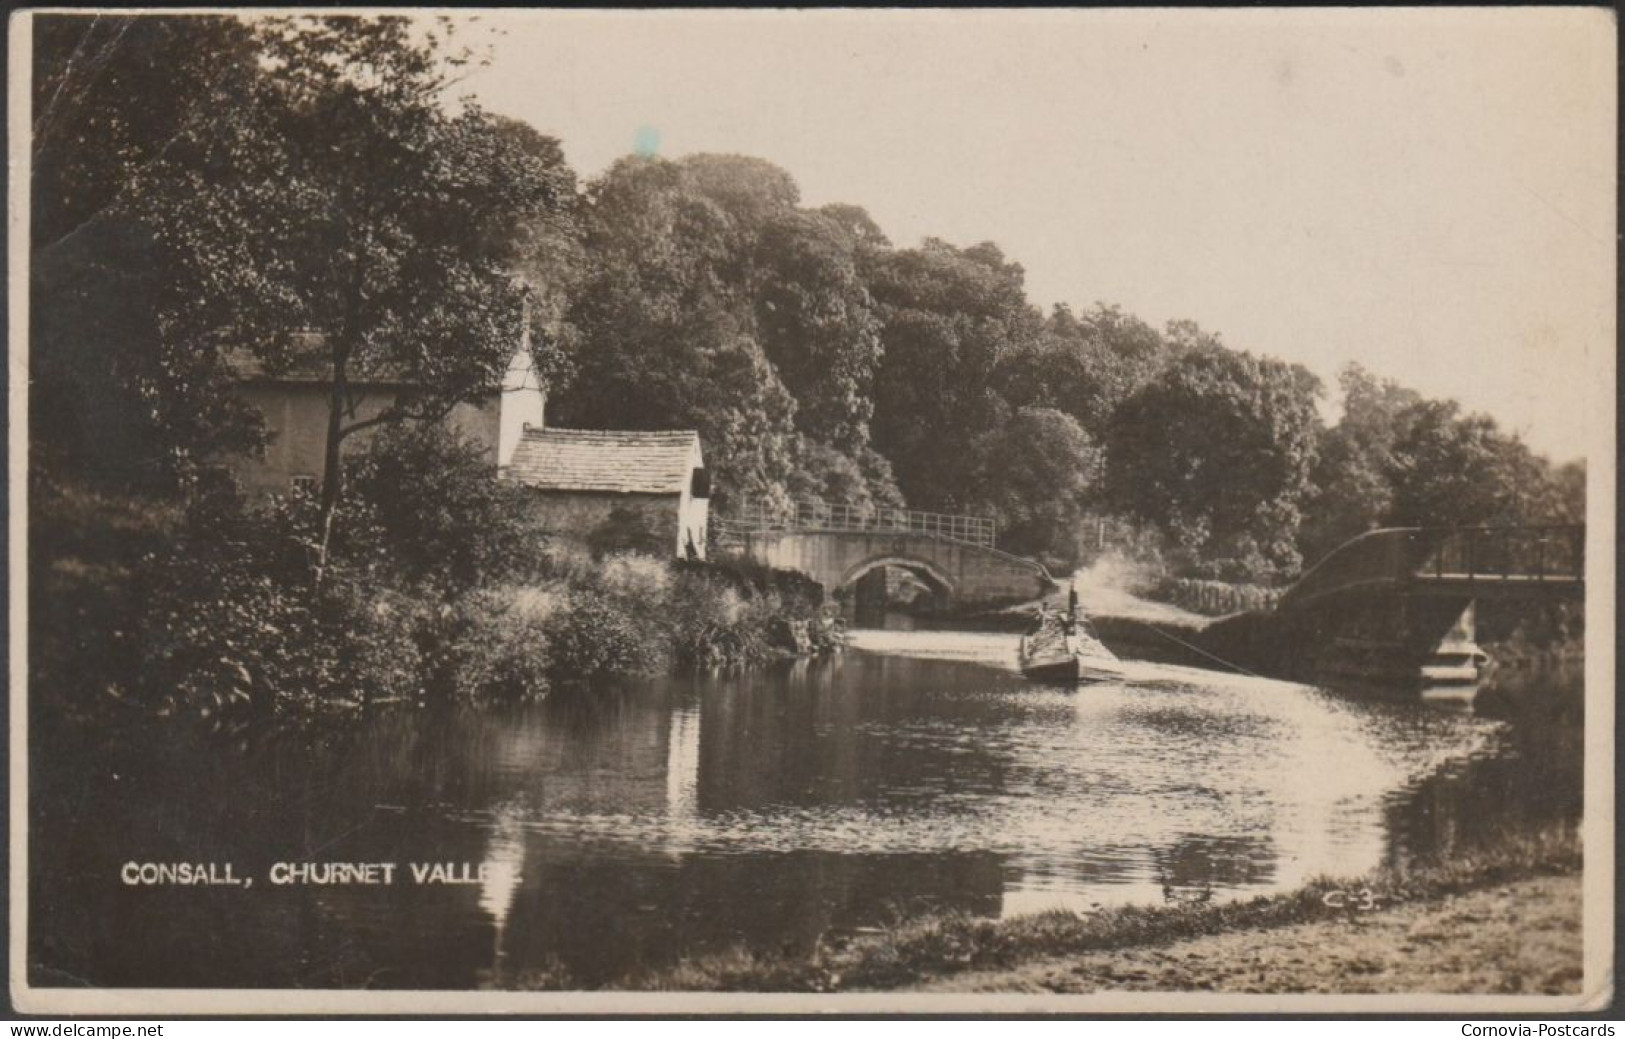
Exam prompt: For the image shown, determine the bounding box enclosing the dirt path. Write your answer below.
[907,875,1583,995]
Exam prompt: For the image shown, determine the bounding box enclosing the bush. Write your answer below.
[543,588,663,682]
[593,553,673,602]
[665,568,773,667]
[349,423,545,591]
[1150,577,1282,617]
[422,586,556,704]
[31,470,838,729]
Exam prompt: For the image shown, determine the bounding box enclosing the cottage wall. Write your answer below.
[229,385,513,496]
[677,493,709,559]
[519,490,687,557]
[674,440,709,559]
[227,348,545,496]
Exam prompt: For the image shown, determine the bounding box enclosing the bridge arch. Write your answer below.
[725,527,1054,608]
[837,555,957,598]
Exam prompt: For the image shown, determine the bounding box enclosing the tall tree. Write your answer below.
[554,156,800,509]
[1297,363,1424,563]
[752,209,883,454]
[969,407,1100,565]
[1383,400,1536,529]
[556,155,895,509]
[127,15,575,571]
[1106,341,1322,580]
[30,15,267,486]
[996,302,1173,441]
[868,239,1043,512]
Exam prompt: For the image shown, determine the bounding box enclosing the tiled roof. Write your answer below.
[504,427,700,495]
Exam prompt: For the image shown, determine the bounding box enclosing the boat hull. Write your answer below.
[1019,654,1124,685]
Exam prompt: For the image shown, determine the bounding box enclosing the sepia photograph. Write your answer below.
[8,7,1616,1016]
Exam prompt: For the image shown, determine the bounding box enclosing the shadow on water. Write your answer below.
[29,651,1583,989]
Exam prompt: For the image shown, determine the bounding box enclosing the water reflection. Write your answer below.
[30,652,1579,989]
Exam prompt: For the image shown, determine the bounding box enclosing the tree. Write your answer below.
[555,154,894,510]
[867,239,1043,511]
[1536,459,1586,526]
[996,302,1173,441]
[752,210,884,453]
[1383,400,1535,529]
[969,407,1099,566]
[1296,364,1423,564]
[31,15,259,253]
[1105,342,1322,580]
[127,15,575,573]
[554,156,800,509]
[815,203,891,250]
[786,438,904,512]
[30,15,267,487]
[347,424,538,592]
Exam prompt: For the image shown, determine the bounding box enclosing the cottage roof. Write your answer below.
[504,427,701,495]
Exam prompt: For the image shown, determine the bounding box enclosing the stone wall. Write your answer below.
[520,489,703,559]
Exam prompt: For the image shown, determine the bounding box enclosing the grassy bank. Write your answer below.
[913,873,1583,995]
[565,825,1581,993]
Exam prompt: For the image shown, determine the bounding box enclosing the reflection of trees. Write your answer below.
[1382,706,1582,873]
[495,843,1004,987]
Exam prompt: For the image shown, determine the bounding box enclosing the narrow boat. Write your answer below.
[1018,585,1124,685]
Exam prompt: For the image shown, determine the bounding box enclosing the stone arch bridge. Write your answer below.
[718,502,1055,608]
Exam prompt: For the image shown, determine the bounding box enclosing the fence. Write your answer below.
[718,500,998,549]
[1421,526,1584,583]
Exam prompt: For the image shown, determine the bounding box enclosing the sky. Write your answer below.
[457,8,1614,462]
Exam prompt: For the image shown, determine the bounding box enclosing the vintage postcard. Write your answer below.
[8,7,1615,1015]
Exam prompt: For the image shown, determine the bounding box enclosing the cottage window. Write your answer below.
[690,467,710,499]
[291,474,318,494]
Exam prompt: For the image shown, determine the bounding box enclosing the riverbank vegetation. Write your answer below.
[581,824,1581,993]
[30,13,1587,727]
[32,425,830,729]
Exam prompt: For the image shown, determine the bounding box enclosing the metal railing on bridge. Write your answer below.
[1281,524,1584,609]
[717,500,998,549]
[1423,525,1584,584]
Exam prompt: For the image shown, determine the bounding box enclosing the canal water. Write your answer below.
[30,642,1581,990]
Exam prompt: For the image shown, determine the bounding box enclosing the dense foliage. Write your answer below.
[29,13,1587,729]
[31,439,831,727]
[1105,344,1323,581]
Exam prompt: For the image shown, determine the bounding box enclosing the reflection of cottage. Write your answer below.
[224,335,545,497]
[503,428,709,559]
